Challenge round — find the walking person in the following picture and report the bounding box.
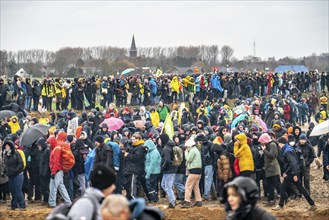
[273,137,317,211]
[47,137,72,208]
[181,138,203,208]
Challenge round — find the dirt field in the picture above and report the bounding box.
[1,162,329,220]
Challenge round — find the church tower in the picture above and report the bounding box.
[129,35,137,58]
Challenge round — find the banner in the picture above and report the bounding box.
[164,113,174,140]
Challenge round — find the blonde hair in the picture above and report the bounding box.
[101,194,130,217]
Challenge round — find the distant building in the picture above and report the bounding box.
[129,35,137,58]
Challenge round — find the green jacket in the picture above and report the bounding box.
[144,140,161,178]
[185,145,202,170]
[157,105,170,122]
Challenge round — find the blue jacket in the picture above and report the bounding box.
[210,75,223,92]
[106,141,121,170]
[144,140,161,178]
[195,78,201,92]
[149,79,157,95]
[282,144,299,176]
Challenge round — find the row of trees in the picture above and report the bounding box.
[0,45,328,77]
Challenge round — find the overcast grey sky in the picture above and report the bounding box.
[1,0,328,59]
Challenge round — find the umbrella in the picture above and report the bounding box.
[231,113,248,128]
[253,116,268,132]
[121,68,135,76]
[19,123,50,146]
[0,110,16,119]
[100,117,124,131]
[310,120,329,136]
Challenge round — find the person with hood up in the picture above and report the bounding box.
[144,139,161,203]
[73,139,90,196]
[181,138,203,208]
[93,135,113,169]
[2,140,26,210]
[8,116,20,134]
[195,133,214,201]
[265,103,275,127]
[157,101,170,123]
[150,108,160,128]
[160,133,177,208]
[36,138,50,206]
[144,121,159,138]
[170,76,180,103]
[258,133,281,206]
[123,132,147,200]
[47,136,72,208]
[273,137,317,211]
[221,176,275,220]
[233,133,255,178]
[296,134,316,195]
[66,165,117,220]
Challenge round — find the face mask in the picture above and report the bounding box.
[289,142,295,146]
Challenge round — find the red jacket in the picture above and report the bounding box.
[57,131,71,150]
[48,137,62,175]
[283,104,291,120]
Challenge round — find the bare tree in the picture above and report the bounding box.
[220,45,234,65]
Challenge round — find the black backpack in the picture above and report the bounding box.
[46,195,98,220]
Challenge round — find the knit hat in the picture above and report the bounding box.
[258,133,271,144]
[90,165,116,190]
[67,135,74,143]
[299,133,307,140]
[94,135,104,144]
[159,133,169,145]
[288,134,295,142]
[123,107,129,112]
[120,136,129,145]
[185,138,196,147]
[277,137,287,145]
[224,134,232,145]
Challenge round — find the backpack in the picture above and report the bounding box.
[172,146,183,167]
[84,148,96,181]
[58,145,75,173]
[270,140,284,170]
[46,194,98,220]
[16,149,26,169]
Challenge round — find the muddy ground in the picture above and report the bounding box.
[1,162,329,219]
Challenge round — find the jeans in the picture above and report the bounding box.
[64,172,74,201]
[24,96,32,110]
[279,174,314,207]
[77,174,86,196]
[9,173,26,209]
[49,171,71,207]
[146,174,159,202]
[161,174,176,205]
[203,165,213,199]
[173,173,186,200]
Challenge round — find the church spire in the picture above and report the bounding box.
[130,35,137,58]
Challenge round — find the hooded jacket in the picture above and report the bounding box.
[8,116,20,134]
[37,138,51,177]
[282,144,299,176]
[263,141,281,177]
[48,137,62,175]
[2,141,24,177]
[161,139,178,174]
[125,139,146,176]
[170,76,180,93]
[144,140,161,178]
[234,133,254,172]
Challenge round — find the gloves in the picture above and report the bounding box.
[51,174,55,179]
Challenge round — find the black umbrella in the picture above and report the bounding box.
[0,110,16,119]
[19,123,50,146]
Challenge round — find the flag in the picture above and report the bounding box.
[155,68,163,77]
[177,102,185,127]
[164,113,174,140]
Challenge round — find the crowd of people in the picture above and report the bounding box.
[0,70,329,220]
